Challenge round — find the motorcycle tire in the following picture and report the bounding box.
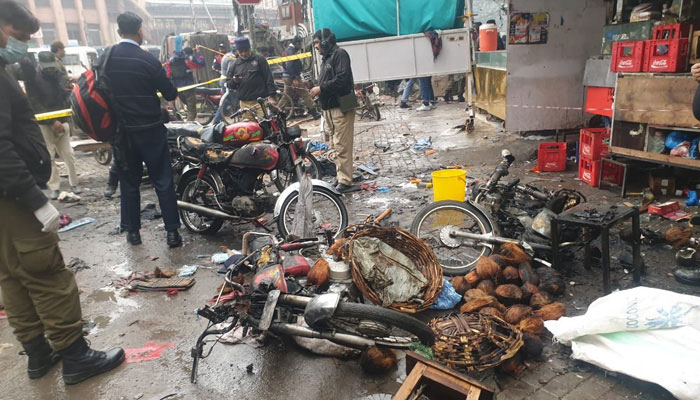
[373,104,381,121]
[196,98,216,125]
[272,153,322,193]
[277,92,294,117]
[93,148,112,165]
[410,200,497,276]
[276,186,348,239]
[333,302,435,347]
[177,173,224,235]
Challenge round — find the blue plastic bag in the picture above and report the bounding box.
[687,191,699,207]
[690,138,700,160]
[665,131,692,149]
[429,279,462,310]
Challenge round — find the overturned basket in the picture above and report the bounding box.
[429,313,523,371]
[348,225,442,313]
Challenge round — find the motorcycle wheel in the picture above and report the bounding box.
[272,153,322,192]
[330,302,434,348]
[93,148,112,165]
[276,186,348,239]
[196,98,216,125]
[177,173,224,235]
[373,104,381,121]
[277,92,294,117]
[410,200,497,275]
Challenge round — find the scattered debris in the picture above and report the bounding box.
[124,341,175,363]
[57,191,80,203]
[67,258,91,273]
[58,217,95,233]
[211,253,229,264]
[140,203,162,220]
[0,343,13,353]
[59,213,72,228]
[425,149,437,156]
[413,137,432,150]
[179,265,199,277]
[649,201,692,221]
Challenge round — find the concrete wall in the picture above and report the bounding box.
[505,0,605,132]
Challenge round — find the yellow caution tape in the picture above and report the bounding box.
[35,109,73,121]
[267,52,312,65]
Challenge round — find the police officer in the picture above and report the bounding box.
[227,37,276,119]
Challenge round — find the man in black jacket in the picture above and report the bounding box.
[227,37,276,119]
[104,12,182,248]
[0,0,124,385]
[311,28,358,193]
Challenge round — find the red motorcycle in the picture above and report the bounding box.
[193,86,222,125]
[175,98,348,237]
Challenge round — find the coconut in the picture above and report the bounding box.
[360,346,398,374]
[530,292,554,309]
[490,254,509,268]
[326,237,348,260]
[307,258,330,287]
[476,256,501,281]
[502,266,521,285]
[494,284,523,306]
[518,317,545,335]
[476,279,496,295]
[665,226,693,247]
[521,333,543,360]
[533,302,566,321]
[479,306,504,319]
[499,242,531,265]
[465,270,480,286]
[539,277,566,296]
[460,296,499,313]
[504,304,533,324]
[520,282,539,303]
[464,288,488,302]
[498,352,525,376]
[451,276,471,295]
[518,262,540,286]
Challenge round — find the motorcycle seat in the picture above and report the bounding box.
[195,87,222,96]
[180,136,235,164]
[166,122,202,143]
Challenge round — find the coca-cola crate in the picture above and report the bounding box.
[611,40,647,72]
[579,156,601,187]
[652,23,693,40]
[644,38,690,72]
[537,142,567,172]
[579,128,611,160]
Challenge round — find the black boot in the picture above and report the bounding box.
[674,268,700,286]
[310,109,322,120]
[21,335,61,379]
[167,230,182,248]
[59,337,124,385]
[126,231,142,245]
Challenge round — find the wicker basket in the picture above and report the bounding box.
[348,225,443,313]
[429,313,523,371]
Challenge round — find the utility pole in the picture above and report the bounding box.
[248,5,255,50]
[189,0,197,31]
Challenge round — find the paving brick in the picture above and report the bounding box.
[496,380,538,400]
[519,363,561,387]
[586,371,618,389]
[561,377,610,400]
[528,389,560,400]
[540,373,588,398]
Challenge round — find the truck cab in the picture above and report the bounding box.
[63,46,99,80]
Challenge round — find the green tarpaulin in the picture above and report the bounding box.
[312,0,465,42]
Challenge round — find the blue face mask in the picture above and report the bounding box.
[0,35,29,64]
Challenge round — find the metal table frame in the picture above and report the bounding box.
[551,204,641,294]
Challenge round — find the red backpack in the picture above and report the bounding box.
[70,46,120,142]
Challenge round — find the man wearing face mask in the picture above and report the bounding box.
[227,37,276,119]
[21,51,80,199]
[0,0,125,385]
[104,11,182,248]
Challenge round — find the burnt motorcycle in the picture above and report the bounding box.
[410,149,588,275]
[355,82,381,121]
[175,98,348,238]
[190,231,435,383]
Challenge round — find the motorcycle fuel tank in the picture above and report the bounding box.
[229,143,279,171]
[222,121,263,147]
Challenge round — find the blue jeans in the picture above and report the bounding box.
[214,87,240,124]
[401,78,416,103]
[119,127,180,232]
[418,77,434,106]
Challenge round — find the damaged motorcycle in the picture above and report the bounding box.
[190,232,435,383]
[410,149,588,275]
[175,98,348,237]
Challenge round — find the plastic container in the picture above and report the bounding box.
[479,23,499,52]
[611,41,647,72]
[579,156,601,187]
[601,160,625,186]
[643,38,689,72]
[647,131,667,153]
[579,128,611,160]
[432,169,467,202]
[537,142,567,172]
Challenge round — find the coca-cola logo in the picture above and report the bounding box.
[651,59,668,69]
[545,162,557,168]
[583,171,591,180]
[618,60,634,68]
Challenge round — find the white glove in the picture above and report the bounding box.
[33,202,60,233]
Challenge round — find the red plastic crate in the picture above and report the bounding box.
[585,87,614,117]
[579,128,611,160]
[579,156,601,187]
[601,160,624,185]
[644,38,690,72]
[611,41,647,72]
[537,142,567,172]
[652,23,693,40]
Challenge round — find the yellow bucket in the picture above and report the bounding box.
[431,169,467,202]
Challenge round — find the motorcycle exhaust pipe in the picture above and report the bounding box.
[268,322,376,348]
[177,200,236,220]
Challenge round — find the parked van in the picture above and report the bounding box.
[63,46,98,80]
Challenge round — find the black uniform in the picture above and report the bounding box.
[318,44,354,111]
[227,54,276,101]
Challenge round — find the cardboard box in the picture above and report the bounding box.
[648,174,676,196]
[648,201,691,221]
